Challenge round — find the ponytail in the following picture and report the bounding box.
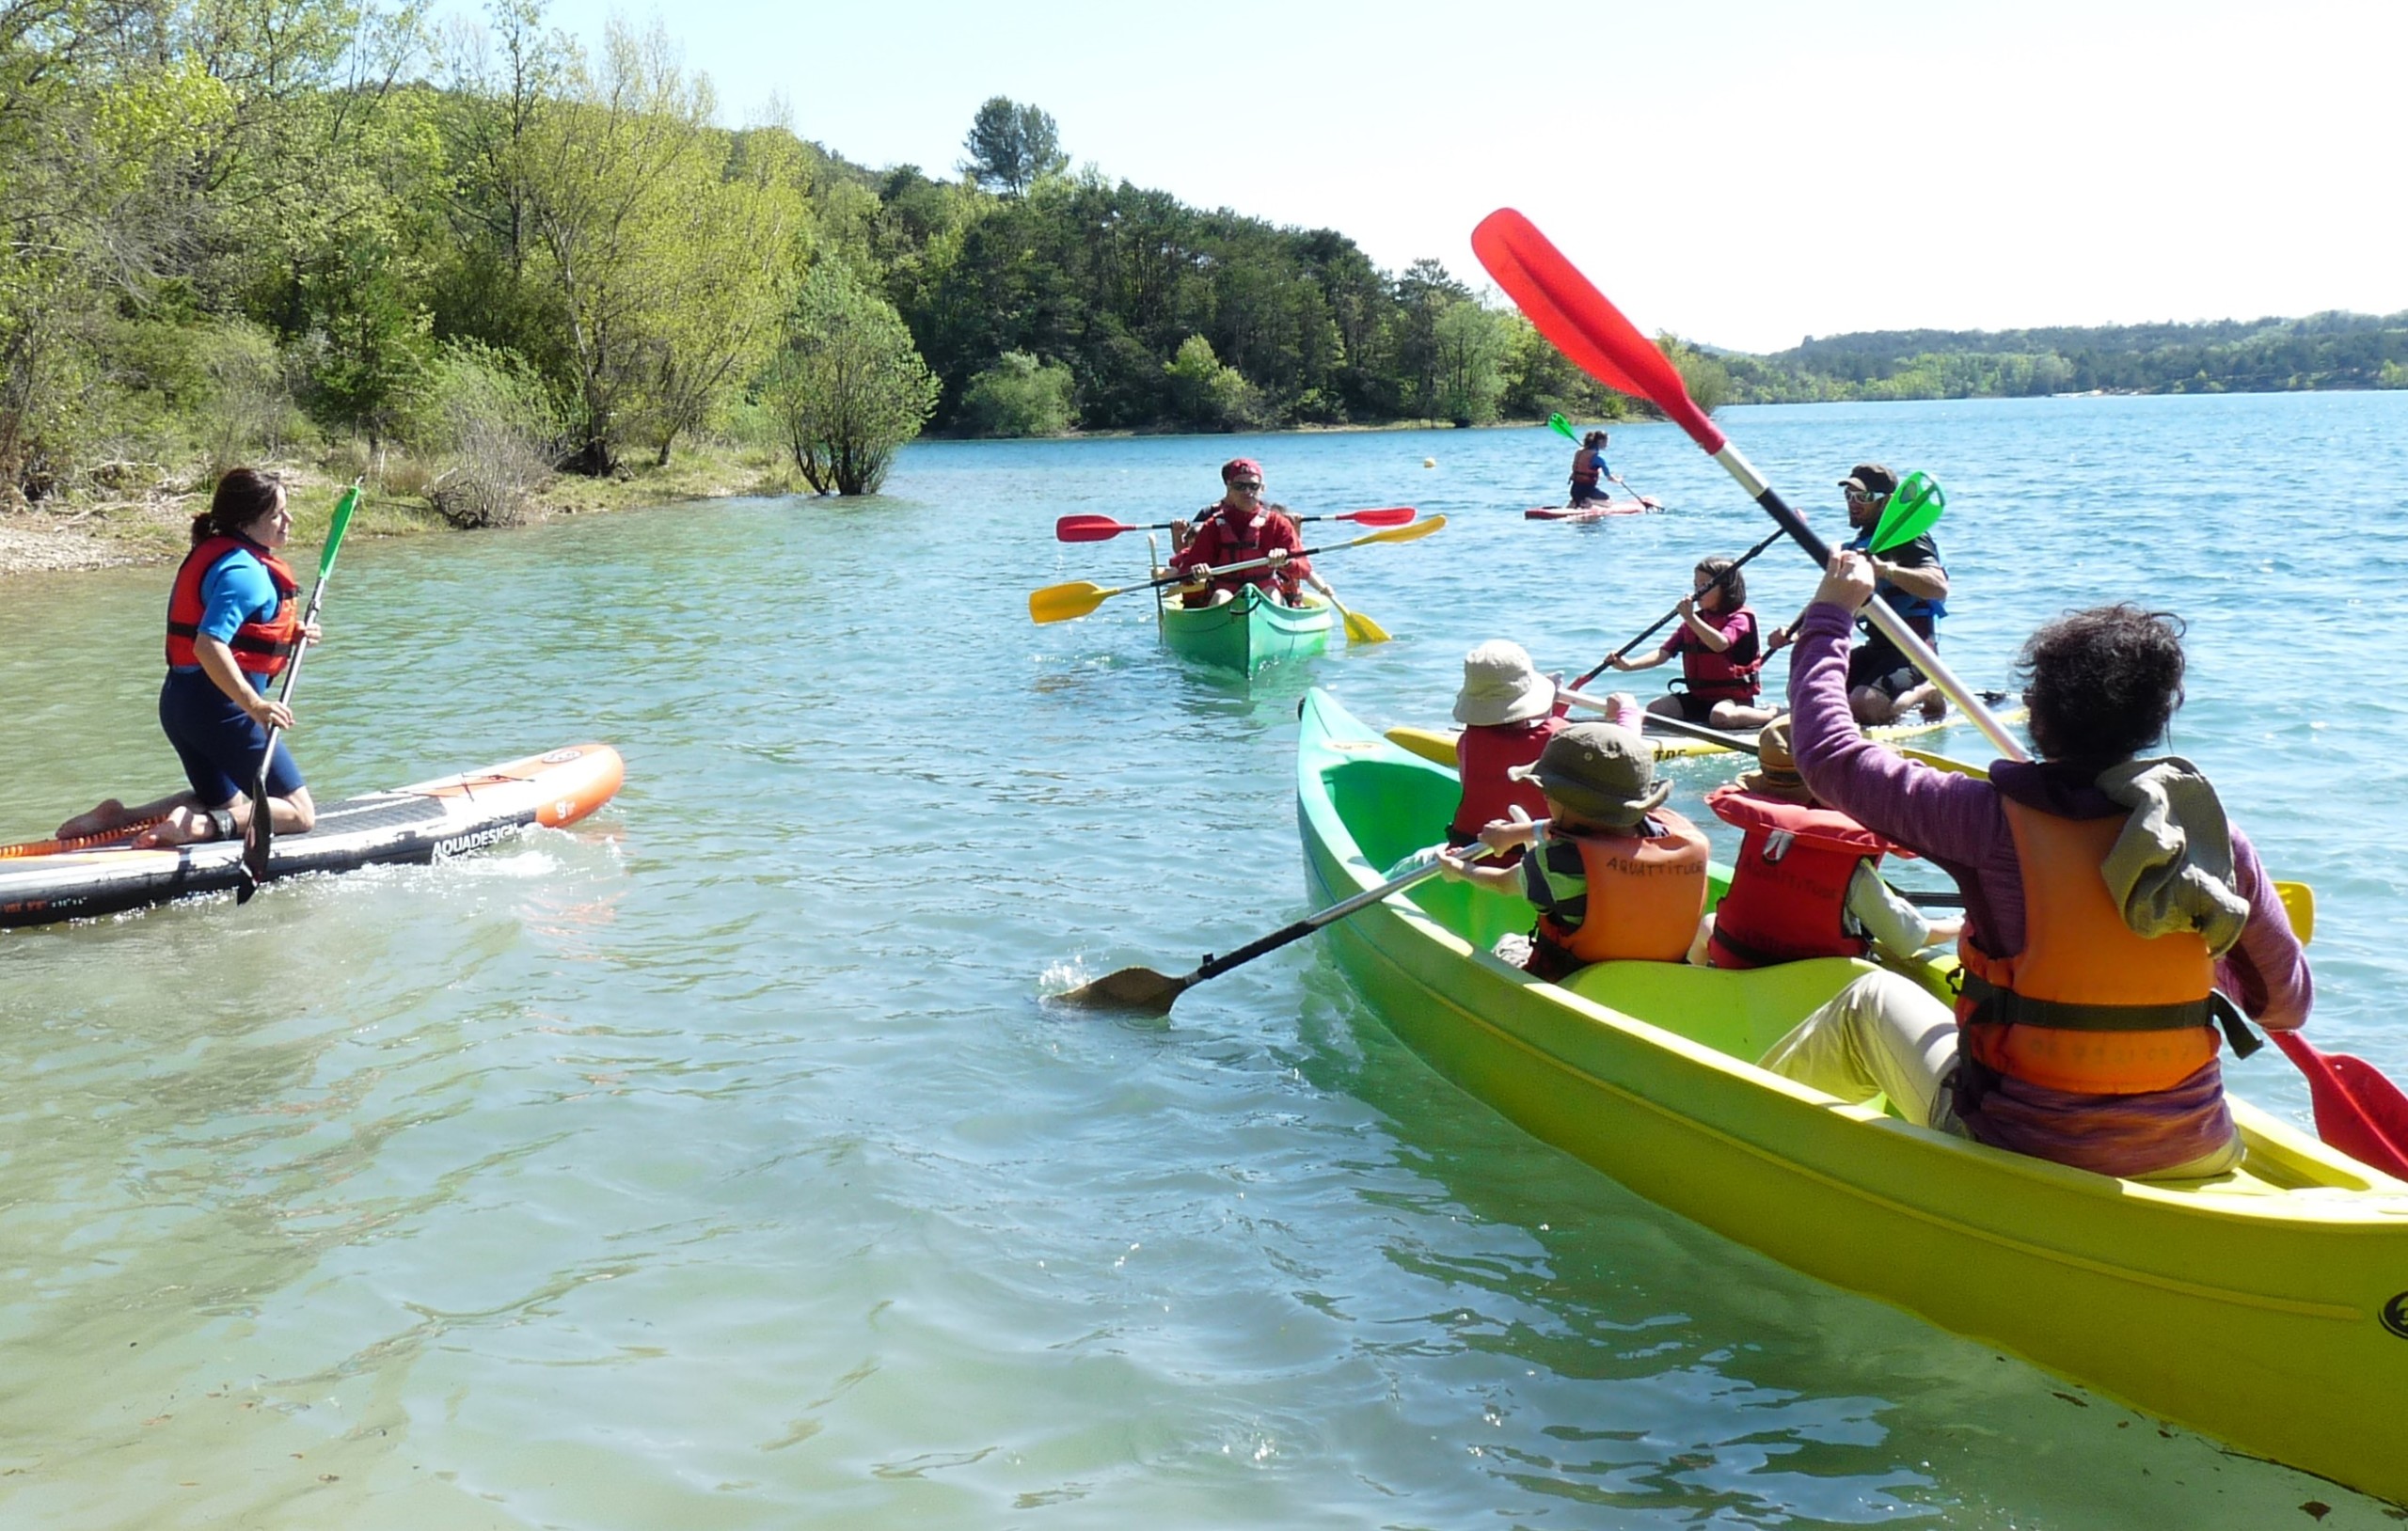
[192,466,284,546]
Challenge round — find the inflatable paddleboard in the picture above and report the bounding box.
[1524,499,1652,521]
[0,743,624,928]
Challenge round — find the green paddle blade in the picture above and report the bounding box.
[1547,412,1580,443]
[318,481,361,583]
[1869,470,1945,553]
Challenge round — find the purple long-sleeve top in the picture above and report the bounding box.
[1787,604,2312,1172]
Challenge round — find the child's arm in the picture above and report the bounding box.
[1439,811,1544,889]
[1675,598,1732,653]
[1606,642,1673,673]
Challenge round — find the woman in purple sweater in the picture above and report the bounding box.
[1761,550,2310,1180]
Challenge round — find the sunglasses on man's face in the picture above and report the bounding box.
[1846,488,1882,503]
[1231,481,1264,493]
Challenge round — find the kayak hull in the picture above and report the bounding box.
[0,743,624,928]
[1386,704,2030,768]
[1525,499,1649,520]
[1158,586,1334,671]
[1298,687,2408,1508]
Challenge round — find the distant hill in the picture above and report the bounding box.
[1716,312,2408,402]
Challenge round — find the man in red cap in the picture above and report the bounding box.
[1166,458,1316,609]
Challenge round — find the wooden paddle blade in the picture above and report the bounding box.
[1029,581,1114,624]
[1055,515,1133,543]
[1050,964,1192,1014]
[1473,210,1725,452]
[1339,506,1417,527]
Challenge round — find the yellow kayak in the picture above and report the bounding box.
[1386,703,2030,769]
[1299,687,2407,1508]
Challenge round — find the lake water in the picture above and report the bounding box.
[4,391,2404,1528]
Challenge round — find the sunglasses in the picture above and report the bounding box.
[1845,488,1882,503]
[1230,481,1264,492]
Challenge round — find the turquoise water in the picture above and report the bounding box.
[3,391,2404,1528]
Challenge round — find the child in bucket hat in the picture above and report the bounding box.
[1441,692,1710,980]
[1447,640,1568,852]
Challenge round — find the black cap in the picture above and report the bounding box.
[1838,463,1898,497]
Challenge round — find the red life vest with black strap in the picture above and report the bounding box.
[1524,808,1711,967]
[165,534,301,676]
[1450,712,1565,844]
[1671,606,1763,704]
[1180,505,1303,608]
[1954,799,2226,1097]
[1702,784,1893,968]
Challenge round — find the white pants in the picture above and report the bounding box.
[1762,971,2246,1179]
[1760,971,1961,1129]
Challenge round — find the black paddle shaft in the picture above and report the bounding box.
[1576,526,1784,687]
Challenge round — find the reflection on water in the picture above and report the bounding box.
[3,395,2404,1527]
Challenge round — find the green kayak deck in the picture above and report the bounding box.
[1158,586,1333,671]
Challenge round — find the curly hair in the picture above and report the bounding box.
[1695,556,1746,609]
[2020,605,2187,762]
[191,466,284,546]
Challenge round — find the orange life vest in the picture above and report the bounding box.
[1703,785,1890,968]
[1570,448,1601,488]
[1955,799,2222,1096]
[1528,808,1711,965]
[164,535,301,676]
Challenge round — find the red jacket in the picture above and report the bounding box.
[1168,506,1311,607]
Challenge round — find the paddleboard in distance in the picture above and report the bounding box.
[0,743,625,928]
[1525,499,1653,521]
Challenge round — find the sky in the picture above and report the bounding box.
[443,0,2408,355]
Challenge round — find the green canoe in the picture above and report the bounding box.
[1158,586,1334,671]
[1296,687,2408,1508]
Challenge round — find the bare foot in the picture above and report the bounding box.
[55,799,126,839]
[130,806,220,849]
[1919,693,1947,721]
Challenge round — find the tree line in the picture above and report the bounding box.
[8,3,2393,514]
[0,0,1639,511]
[1718,313,2408,402]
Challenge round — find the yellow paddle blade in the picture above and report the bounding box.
[1361,513,1445,545]
[1341,608,1390,644]
[1028,580,1116,624]
[2278,880,2314,945]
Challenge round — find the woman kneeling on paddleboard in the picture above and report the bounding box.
[1759,551,2310,1181]
[55,467,321,849]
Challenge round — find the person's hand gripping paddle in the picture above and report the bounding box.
[238,481,357,903]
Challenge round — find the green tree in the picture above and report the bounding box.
[957,350,1075,436]
[960,96,1066,195]
[1659,333,1732,414]
[760,264,938,495]
[1163,335,1259,431]
[516,18,722,473]
[1431,300,1511,427]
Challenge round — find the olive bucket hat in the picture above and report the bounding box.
[1508,721,1670,828]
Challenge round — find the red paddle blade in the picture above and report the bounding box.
[1055,514,1133,543]
[2272,1029,2408,1179]
[1339,506,1416,527]
[1470,209,1726,454]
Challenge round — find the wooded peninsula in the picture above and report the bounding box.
[7,1,2404,535]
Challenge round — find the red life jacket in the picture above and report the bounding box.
[1450,713,1565,842]
[1570,449,1601,488]
[1702,784,1892,968]
[1676,607,1763,703]
[1180,506,1304,608]
[1528,808,1711,966]
[165,535,301,676]
[1956,800,2221,1096]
